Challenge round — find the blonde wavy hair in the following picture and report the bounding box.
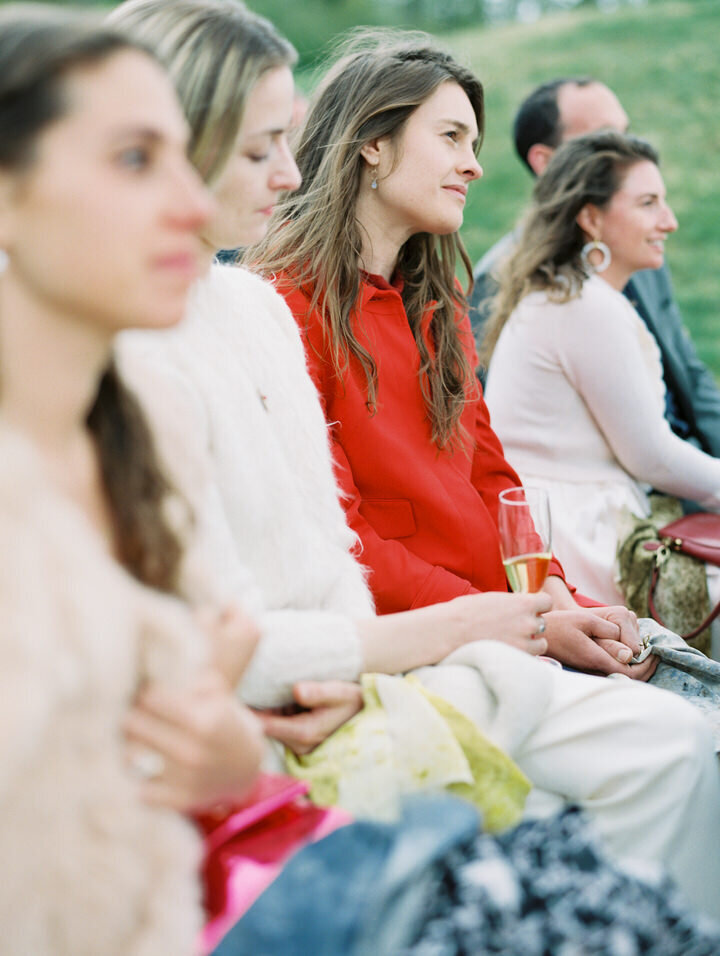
[109,0,296,186]
[248,30,484,448]
[481,129,659,364]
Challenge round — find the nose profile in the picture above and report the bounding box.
[459,138,483,182]
[271,137,302,193]
[662,202,678,233]
[173,160,214,230]
[465,155,483,182]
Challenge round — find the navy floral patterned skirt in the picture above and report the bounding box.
[406,806,720,955]
[215,799,719,955]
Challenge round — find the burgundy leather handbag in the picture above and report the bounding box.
[643,513,720,640]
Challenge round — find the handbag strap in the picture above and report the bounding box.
[648,564,720,640]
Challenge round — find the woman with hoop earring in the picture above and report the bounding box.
[483,129,720,617]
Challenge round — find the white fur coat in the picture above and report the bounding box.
[0,426,204,955]
[120,265,373,707]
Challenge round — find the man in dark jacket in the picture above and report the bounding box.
[472,78,720,457]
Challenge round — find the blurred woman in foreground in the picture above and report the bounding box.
[0,7,262,952]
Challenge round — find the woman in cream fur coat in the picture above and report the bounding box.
[0,10,262,953]
[114,0,720,918]
[0,428,205,955]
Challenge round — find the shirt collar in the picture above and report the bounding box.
[359,270,405,306]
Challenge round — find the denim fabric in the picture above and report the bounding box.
[212,797,480,956]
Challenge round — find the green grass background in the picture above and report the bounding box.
[18,0,717,371]
[438,0,719,374]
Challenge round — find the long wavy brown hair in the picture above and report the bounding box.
[0,6,185,593]
[248,30,484,448]
[481,130,659,365]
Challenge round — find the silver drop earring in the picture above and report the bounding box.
[0,249,8,274]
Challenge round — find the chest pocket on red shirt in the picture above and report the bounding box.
[359,498,417,539]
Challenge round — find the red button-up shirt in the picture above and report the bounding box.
[278,271,567,614]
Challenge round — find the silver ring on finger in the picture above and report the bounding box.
[534,616,546,636]
[131,749,166,781]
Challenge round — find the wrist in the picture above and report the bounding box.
[542,575,576,610]
[444,595,481,653]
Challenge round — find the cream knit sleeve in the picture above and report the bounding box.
[558,283,720,510]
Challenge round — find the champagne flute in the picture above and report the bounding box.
[498,487,552,594]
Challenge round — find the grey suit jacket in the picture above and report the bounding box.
[471,233,720,457]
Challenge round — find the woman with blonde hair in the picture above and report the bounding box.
[483,130,720,615]
[112,0,559,715]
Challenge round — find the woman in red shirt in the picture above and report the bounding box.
[252,33,651,679]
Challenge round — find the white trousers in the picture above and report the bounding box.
[415,645,720,920]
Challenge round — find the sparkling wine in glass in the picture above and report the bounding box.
[498,487,552,593]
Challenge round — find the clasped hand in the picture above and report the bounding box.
[123,605,265,812]
[542,605,658,680]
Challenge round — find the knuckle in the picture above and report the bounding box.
[295,686,317,707]
[182,746,206,773]
[295,729,316,750]
[192,708,220,740]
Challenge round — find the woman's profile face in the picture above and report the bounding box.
[364,81,483,242]
[0,49,211,334]
[592,160,678,279]
[201,65,301,252]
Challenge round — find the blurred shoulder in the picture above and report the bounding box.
[522,275,622,322]
[0,424,48,516]
[201,264,303,344]
[203,263,288,310]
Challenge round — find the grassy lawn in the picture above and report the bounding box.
[442,0,720,374]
